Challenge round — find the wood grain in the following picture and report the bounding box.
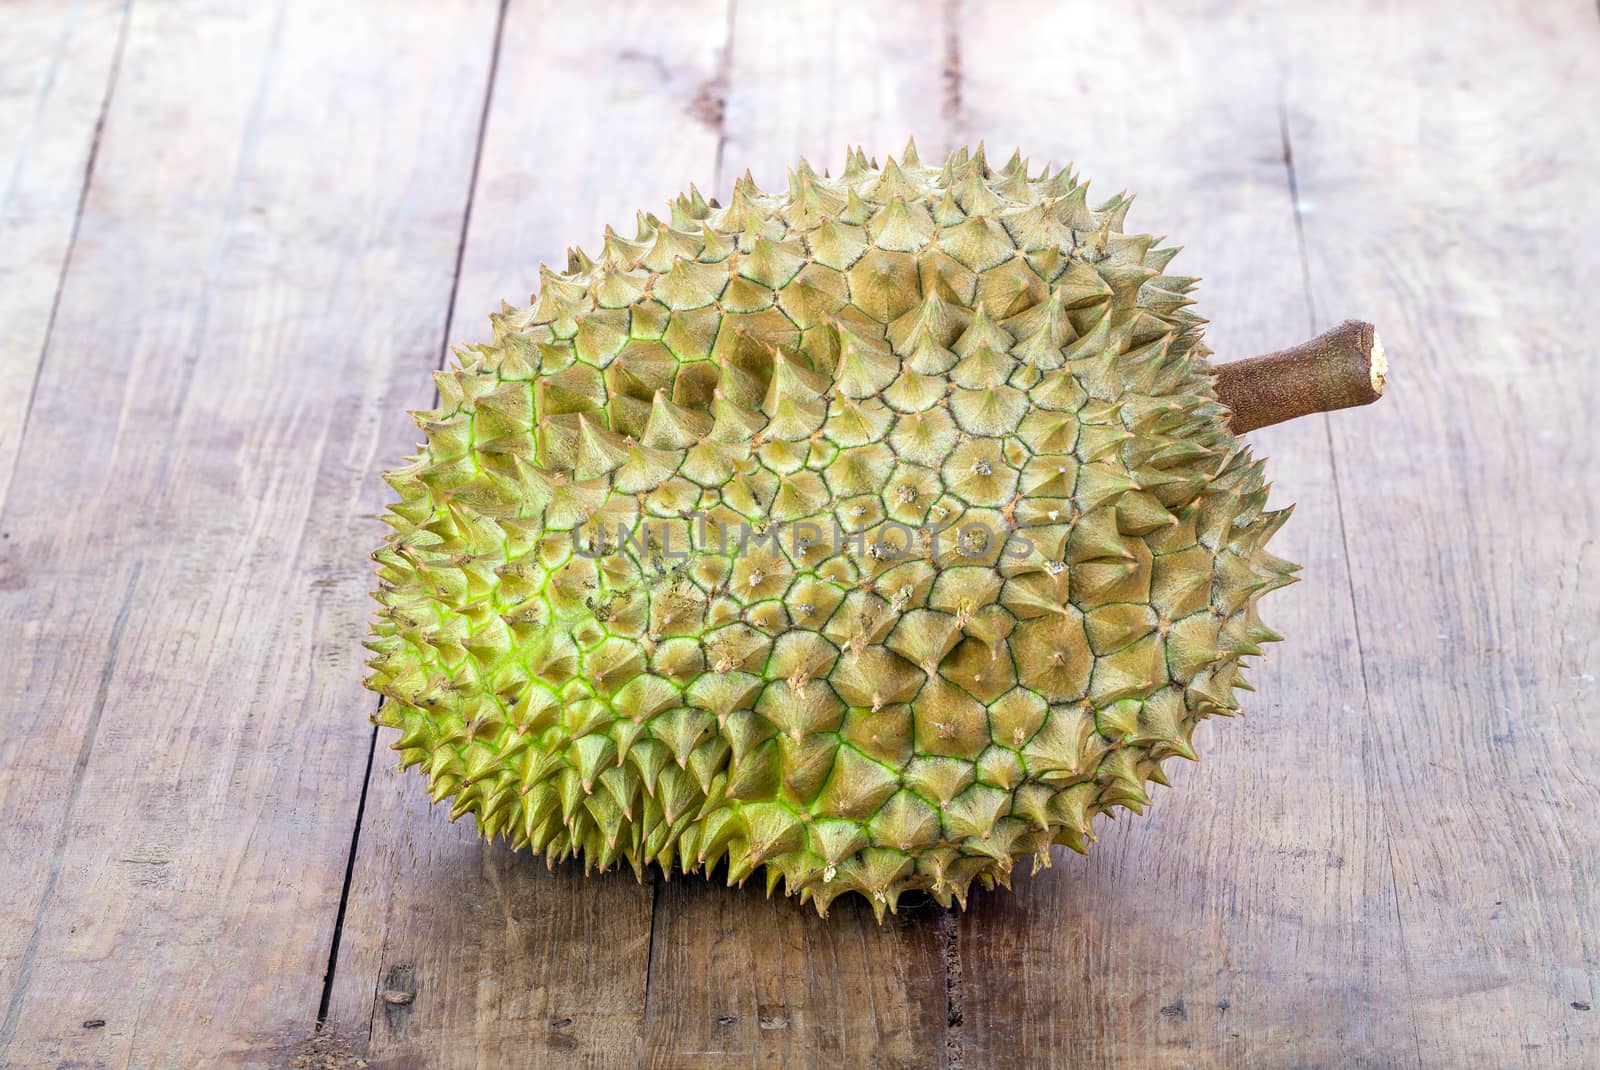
[638,5,954,1068]
[644,884,949,1070]
[951,3,1415,1065]
[0,2,500,1065]
[0,0,127,509]
[716,0,956,192]
[444,0,738,350]
[1285,1,1600,1064]
[325,3,732,1065]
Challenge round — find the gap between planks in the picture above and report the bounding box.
[0,2,132,1056]
[0,0,131,512]
[314,0,515,1033]
[0,564,139,1060]
[1277,75,1425,1069]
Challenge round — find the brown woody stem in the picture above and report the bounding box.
[1214,320,1388,434]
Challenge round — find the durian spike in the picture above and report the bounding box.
[1215,320,1388,434]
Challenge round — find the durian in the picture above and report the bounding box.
[365,143,1386,918]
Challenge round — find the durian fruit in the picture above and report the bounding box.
[365,143,1386,919]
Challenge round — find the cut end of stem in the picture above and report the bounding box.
[1369,330,1388,396]
[1213,320,1388,435]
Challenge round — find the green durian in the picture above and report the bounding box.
[364,142,1380,919]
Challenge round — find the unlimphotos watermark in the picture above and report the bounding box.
[570,513,1039,563]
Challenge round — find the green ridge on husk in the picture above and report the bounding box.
[365,142,1297,919]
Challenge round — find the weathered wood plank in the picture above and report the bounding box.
[325,3,732,1065]
[640,4,954,1067]
[0,0,127,509]
[1285,1,1600,1064]
[445,0,736,350]
[717,0,956,192]
[645,884,950,1070]
[951,4,1415,1065]
[0,2,500,1066]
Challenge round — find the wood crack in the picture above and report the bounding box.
[1276,95,1316,336]
[939,909,965,1070]
[1277,85,1426,1070]
[942,0,962,134]
[0,561,142,1062]
[151,0,289,485]
[317,0,512,1042]
[638,872,663,1057]
[316,723,379,1026]
[0,0,132,511]
[709,0,737,191]
[435,0,512,371]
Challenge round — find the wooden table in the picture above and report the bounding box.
[2,1,1595,1066]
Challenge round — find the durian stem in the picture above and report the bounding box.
[1215,320,1388,434]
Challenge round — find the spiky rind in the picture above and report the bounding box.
[366,142,1297,919]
